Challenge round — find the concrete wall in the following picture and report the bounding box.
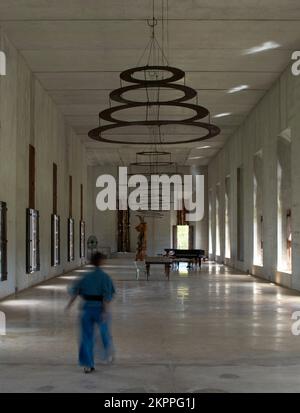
[0,30,87,299]
[207,63,300,290]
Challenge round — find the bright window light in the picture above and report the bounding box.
[1,299,42,307]
[196,145,211,149]
[75,269,91,273]
[59,275,79,281]
[227,85,249,94]
[36,285,67,292]
[243,41,280,55]
[213,113,231,118]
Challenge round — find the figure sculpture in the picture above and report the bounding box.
[135,215,147,261]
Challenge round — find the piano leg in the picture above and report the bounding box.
[165,263,171,281]
[146,263,150,281]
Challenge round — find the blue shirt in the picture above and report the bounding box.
[69,267,116,308]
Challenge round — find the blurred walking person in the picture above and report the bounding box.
[66,252,116,373]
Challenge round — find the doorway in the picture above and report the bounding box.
[173,225,194,249]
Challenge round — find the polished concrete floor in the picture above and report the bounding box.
[1,257,300,393]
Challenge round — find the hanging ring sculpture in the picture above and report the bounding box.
[130,150,175,167]
[88,65,220,145]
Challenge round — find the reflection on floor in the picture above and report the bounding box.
[1,257,300,393]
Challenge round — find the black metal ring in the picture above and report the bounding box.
[88,121,221,145]
[136,151,171,156]
[120,65,185,85]
[109,83,197,105]
[131,161,175,167]
[88,64,221,145]
[99,102,209,124]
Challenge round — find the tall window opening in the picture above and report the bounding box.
[173,225,194,249]
[215,184,221,256]
[208,189,213,254]
[80,184,86,259]
[68,175,75,262]
[253,151,263,266]
[225,176,231,259]
[51,163,60,267]
[237,166,244,262]
[277,131,292,273]
[177,225,189,249]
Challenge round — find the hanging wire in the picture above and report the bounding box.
[146,33,155,66]
[152,36,169,66]
[144,69,150,121]
[145,3,156,124]
[161,0,164,68]
[156,73,161,122]
[152,0,155,25]
[167,0,170,64]
[137,37,153,67]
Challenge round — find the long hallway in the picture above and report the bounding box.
[1,259,300,393]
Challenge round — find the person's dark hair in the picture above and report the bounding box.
[90,252,106,267]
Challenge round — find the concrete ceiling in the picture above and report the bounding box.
[1,0,300,166]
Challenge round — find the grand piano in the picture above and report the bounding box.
[164,248,206,268]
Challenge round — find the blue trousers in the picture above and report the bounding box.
[79,306,113,368]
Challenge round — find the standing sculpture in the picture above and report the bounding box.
[135,215,147,261]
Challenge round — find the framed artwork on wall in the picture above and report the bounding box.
[80,220,86,259]
[26,208,40,274]
[68,218,75,262]
[51,214,60,267]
